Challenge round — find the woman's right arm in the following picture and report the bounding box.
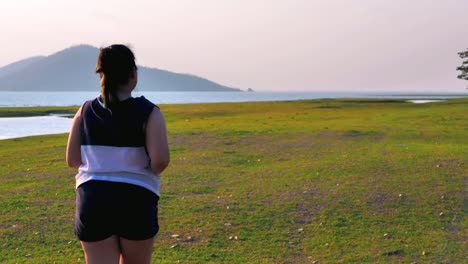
[66,107,82,169]
[146,108,170,175]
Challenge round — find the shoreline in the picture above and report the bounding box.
[0,106,78,118]
[1,97,467,118]
[1,97,467,141]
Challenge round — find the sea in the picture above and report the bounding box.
[0,91,466,140]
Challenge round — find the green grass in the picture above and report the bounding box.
[0,98,467,263]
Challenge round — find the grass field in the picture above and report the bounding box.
[0,98,467,263]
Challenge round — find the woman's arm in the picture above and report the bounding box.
[66,107,82,169]
[146,108,170,175]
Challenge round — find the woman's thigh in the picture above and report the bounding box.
[119,237,154,264]
[80,235,120,264]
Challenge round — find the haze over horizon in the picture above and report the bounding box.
[1,0,467,92]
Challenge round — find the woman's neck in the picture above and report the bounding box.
[116,91,132,101]
[116,84,134,101]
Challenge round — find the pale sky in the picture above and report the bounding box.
[1,0,467,92]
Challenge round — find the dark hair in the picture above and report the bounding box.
[95,44,137,108]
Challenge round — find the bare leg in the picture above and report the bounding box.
[119,237,154,264]
[80,235,121,264]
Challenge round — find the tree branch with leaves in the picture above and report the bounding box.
[456,49,468,88]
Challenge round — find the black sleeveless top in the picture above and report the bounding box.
[75,96,161,196]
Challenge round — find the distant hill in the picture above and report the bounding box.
[0,45,241,92]
[0,56,46,79]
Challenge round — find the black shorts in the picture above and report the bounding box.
[74,180,159,242]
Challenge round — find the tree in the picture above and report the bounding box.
[456,49,468,88]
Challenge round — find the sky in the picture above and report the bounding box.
[1,0,467,92]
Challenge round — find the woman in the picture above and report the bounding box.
[66,44,169,264]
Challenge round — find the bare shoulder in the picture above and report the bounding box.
[74,105,83,118]
[147,107,166,124]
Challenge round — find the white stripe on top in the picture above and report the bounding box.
[76,145,160,196]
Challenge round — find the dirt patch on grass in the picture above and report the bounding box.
[170,133,322,162]
[282,184,323,263]
[238,133,319,151]
[286,185,322,225]
[169,133,206,147]
[445,176,468,248]
[317,130,387,141]
[315,130,338,139]
[433,159,464,169]
[170,131,386,159]
[342,130,387,141]
[364,187,397,216]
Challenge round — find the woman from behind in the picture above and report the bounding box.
[66,44,169,264]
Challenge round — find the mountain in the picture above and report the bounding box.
[0,56,46,79]
[0,45,241,92]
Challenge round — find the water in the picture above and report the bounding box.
[1,91,466,107]
[0,91,466,140]
[407,100,444,104]
[0,115,72,140]
[0,91,346,106]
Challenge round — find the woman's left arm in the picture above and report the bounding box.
[66,107,82,169]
